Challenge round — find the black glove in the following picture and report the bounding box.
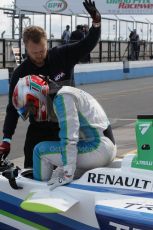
[0,141,10,155]
[0,141,10,163]
[83,0,101,23]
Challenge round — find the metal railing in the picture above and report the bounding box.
[0,39,152,70]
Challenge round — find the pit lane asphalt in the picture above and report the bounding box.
[0,76,153,167]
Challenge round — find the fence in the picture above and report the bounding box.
[0,39,152,70]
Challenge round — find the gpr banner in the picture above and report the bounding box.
[16,0,153,15]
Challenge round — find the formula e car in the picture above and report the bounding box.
[1,115,153,230]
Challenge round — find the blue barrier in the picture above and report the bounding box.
[74,60,153,85]
[0,69,9,95]
[0,61,153,94]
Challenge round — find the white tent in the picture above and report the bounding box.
[16,0,153,15]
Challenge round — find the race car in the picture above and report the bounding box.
[1,115,153,230]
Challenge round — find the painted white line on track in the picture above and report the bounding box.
[112,118,136,121]
[116,149,137,159]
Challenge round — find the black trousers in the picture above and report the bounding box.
[24,122,59,168]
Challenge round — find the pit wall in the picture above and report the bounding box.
[74,60,153,85]
[0,69,9,95]
[0,60,153,94]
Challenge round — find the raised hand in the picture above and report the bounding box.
[83,0,101,23]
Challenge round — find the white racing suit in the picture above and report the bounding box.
[33,86,117,188]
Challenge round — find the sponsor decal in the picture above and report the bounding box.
[54,72,65,81]
[107,0,152,7]
[118,2,153,9]
[88,173,152,189]
[139,123,150,135]
[44,0,67,13]
[124,202,153,211]
[107,0,151,3]
[109,222,140,230]
[106,0,153,14]
[136,160,153,166]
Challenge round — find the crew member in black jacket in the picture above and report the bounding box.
[0,0,101,168]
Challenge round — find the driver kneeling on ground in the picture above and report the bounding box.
[12,75,117,190]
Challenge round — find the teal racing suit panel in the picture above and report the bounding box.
[33,86,116,181]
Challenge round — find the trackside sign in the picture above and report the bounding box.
[16,0,153,14]
[106,0,153,14]
[44,0,67,13]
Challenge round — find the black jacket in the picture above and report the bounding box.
[3,25,101,139]
[70,29,84,42]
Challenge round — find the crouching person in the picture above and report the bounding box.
[12,75,117,190]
